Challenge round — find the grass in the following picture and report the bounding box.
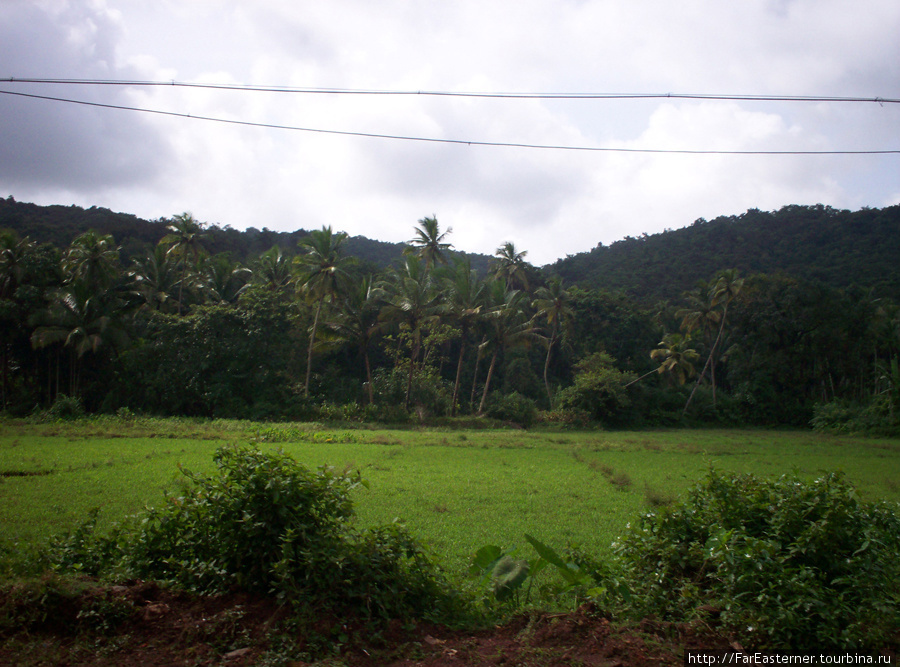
[2,416,899,577]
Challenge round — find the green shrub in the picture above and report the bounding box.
[605,470,900,650]
[47,394,84,420]
[44,446,466,624]
[811,398,899,436]
[484,392,538,428]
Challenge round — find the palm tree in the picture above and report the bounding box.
[379,255,441,410]
[684,269,744,413]
[327,275,384,404]
[161,213,207,315]
[63,231,121,292]
[405,216,453,271]
[442,257,486,416]
[477,281,535,414]
[492,242,530,292]
[650,333,701,386]
[532,278,574,408]
[128,244,180,312]
[255,246,294,293]
[30,281,130,400]
[0,230,35,299]
[201,255,252,304]
[294,226,350,397]
[676,280,721,396]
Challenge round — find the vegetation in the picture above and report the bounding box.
[2,199,898,435]
[2,424,898,657]
[600,470,900,650]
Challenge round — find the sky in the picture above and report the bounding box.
[1,0,898,265]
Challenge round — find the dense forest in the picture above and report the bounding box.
[552,204,900,303]
[1,197,897,433]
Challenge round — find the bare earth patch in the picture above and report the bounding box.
[0,580,738,666]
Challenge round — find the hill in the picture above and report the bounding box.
[548,204,900,302]
[0,196,491,272]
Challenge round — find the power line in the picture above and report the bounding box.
[1,88,898,156]
[3,77,899,104]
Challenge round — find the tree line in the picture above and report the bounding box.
[1,212,897,431]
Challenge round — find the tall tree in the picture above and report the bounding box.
[62,231,121,292]
[30,280,130,401]
[676,280,721,395]
[442,257,486,416]
[492,242,531,292]
[201,255,252,304]
[255,245,294,293]
[295,226,350,397]
[128,244,180,312]
[379,255,441,410]
[327,275,383,404]
[161,213,207,315]
[684,269,744,412]
[532,278,574,408]
[406,216,453,271]
[650,333,701,386]
[477,282,535,414]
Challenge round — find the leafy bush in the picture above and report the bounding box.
[555,352,636,425]
[46,446,467,624]
[47,394,84,420]
[811,398,899,437]
[484,392,538,428]
[604,470,900,650]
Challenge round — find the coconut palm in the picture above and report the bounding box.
[161,213,207,315]
[650,333,701,386]
[0,230,35,299]
[477,281,536,414]
[405,216,453,271]
[684,269,744,412]
[532,278,574,408]
[676,280,721,396]
[327,275,384,404]
[201,255,252,304]
[294,226,350,397]
[492,242,531,292]
[62,231,121,292]
[379,255,442,410]
[255,246,294,293]
[30,281,130,400]
[129,244,180,312]
[442,257,487,416]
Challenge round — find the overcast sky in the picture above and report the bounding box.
[1,0,898,265]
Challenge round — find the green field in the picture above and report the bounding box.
[2,418,899,576]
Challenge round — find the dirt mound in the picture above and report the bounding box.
[0,580,734,666]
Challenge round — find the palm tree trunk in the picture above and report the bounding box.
[543,332,556,410]
[451,339,466,417]
[177,259,187,315]
[684,303,729,414]
[478,349,499,415]
[404,338,420,411]
[305,299,323,397]
[363,348,374,405]
[470,336,486,411]
[451,327,468,417]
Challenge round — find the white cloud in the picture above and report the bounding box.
[1,0,897,265]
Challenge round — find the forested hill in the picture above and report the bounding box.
[549,204,900,302]
[0,196,491,272]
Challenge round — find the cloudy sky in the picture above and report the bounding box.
[1,0,898,265]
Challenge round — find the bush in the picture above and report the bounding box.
[811,398,900,436]
[47,394,84,420]
[46,446,466,624]
[605,470,900,650]
[484,392,538,428]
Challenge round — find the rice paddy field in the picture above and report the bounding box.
[1,417,899,577]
